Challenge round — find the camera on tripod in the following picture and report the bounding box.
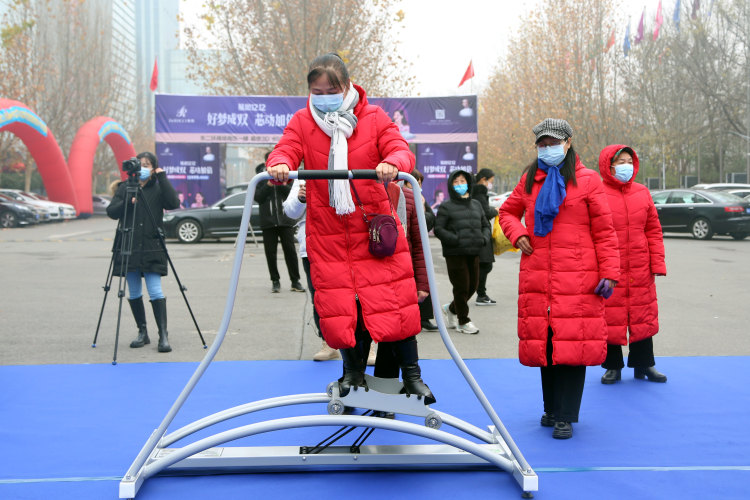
[122,157,140,177]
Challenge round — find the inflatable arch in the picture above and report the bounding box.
[68,117,136,215]
[0,99,77,209]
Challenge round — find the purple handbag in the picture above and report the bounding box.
[350,182,398,258]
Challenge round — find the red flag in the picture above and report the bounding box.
[458,60,474,88]
[149,57,158,92]
[604,28,616,52]
[634,8,644,44]
[653,0,664,40]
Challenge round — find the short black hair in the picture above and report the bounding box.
[136,151,158,169]
[476,168,495,181]
[307,52,350,91]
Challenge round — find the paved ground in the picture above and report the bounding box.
[0,216,748,365]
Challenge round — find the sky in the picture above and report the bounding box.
[179,0,664,97]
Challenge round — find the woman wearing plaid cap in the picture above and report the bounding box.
[499,118,620,439]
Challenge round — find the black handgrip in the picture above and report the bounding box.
[296,169,379,180]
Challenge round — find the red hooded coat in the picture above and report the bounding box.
[598,144,667,345]
[499,158,620,367]
[267,85,420,349]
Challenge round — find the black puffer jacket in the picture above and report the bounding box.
[472,183,497,263]
[254,180,295,229]
[434,170,491,256]
[107,171,180,276]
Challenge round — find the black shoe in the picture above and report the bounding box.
[475,295,497,306]
[150,298,172,353]
[634,366,667,383]
[290,280,306,292]
[601,368,621,384]
[394,336,436,405]
[338,346,368,397]
[540,413,555,427]
[552,421,573,439]
[128,297,150,348]
[421,319,438,331]
[271,280,281,293]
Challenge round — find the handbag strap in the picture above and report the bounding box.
[349,180,396,223]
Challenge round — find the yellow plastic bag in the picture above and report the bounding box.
[492,216,517,255]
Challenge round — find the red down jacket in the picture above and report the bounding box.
[267,84,420,349]
[598,144,667,345]
[498,158,620,367]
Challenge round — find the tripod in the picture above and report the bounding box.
[92,173,206,364]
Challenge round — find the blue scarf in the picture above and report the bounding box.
[534,159,567,236]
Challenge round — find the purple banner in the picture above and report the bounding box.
[155,94,477,144]
[157,143,223,208]
[155,94,307,144]
[417,143,478,215]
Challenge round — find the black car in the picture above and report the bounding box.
[0,193,42,228]
[651,189,750,240]
[163,191,262,243]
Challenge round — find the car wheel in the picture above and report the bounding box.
[730,232,748,240]
[176,219,202,243]
[691,217,713,240]
[0,211,17,228]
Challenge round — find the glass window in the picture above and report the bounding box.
[667,191,694,204]
[691,193,711,204]
[708,191,744,203]
[651,191,670,205]
[222,193,246,207]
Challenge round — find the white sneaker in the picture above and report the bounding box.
[367,343,378,366]
[442,304,457,329]
[456,321,479,334]
[313,340,340,361]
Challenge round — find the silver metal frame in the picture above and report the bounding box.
[119,171,537,498]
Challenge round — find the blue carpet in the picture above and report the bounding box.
[1,357,748,499]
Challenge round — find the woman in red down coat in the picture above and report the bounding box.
[499,118,620,440]
[598,145,667,385]
[266,53,434,405]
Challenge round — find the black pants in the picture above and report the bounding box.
[419,294,434,321]
[602,336,656,369]
[477,262,493,297]
[262,226,300,283]
[302,257,321,337]
[444,254,479,324]
[540,327,586,423]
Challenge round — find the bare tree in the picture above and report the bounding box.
[183,0,414,97]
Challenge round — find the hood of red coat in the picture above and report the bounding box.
[598,144,640,189]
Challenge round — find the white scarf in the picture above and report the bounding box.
[309,82,359,215]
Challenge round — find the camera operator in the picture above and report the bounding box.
[107,152,180,352]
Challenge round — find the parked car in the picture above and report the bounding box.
[20,191,76,219]
[0,193,41,228]
[691,183,750,191]
[726,189,750,199]
[650,189,750,240]
[0,189,60,221]
[163,191,262,243]
[488,190,513,209]
[92,195,111,215]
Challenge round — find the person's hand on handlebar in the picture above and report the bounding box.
[267,163,290,183]
[375,162,398,184]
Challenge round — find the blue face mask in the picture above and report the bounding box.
[139,167,152,181]
[454,183,469,196]
[537,144,566,167]
[310,93,344,113]
[614,164,634,183]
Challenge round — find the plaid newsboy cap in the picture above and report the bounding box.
[532,118,574,143]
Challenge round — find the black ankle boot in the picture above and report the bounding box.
[150,298,171,353]
[338,346,367,397]
[601,368,621,384]
[128,297,150,348]
[634,366,667,382]
[394,336,436,405]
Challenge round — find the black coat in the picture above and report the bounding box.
[472,183,497,263]
[107,172,180,276]
[254,180,295,229]
[434,170,491,257]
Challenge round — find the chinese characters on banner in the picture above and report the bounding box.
[155,94,478,206]
[157,143,223,208]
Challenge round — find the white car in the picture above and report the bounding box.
[488,191,513,209]
[0,189,76,221]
